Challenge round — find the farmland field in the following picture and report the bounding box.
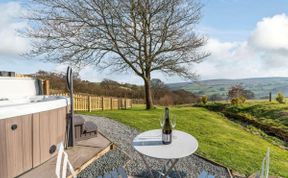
[167,77,288,99]
[79,104,288,177]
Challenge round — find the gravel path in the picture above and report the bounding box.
[78,115,231,178]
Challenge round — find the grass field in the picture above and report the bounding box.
[221,101,288,130]
[79,105,288,177]
[199,101,288,142]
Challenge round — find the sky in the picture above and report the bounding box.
[1,0,288,84]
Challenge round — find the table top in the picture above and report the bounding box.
[132,129,198,159]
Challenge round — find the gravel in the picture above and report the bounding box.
[77,149,130,178]
[78,115,231,178]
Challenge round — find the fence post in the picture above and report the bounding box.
[110,97,113,110]
[269,92,272,102]
[101,96,104,110]
[119,98,121,109]
[43,80,50,95]
[88,96,91,112]
[124,98,127,109]
[118,98,120,109]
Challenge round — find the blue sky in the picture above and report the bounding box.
[200,0,288,41]
[1,0,288,84]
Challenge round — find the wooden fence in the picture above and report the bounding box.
[132,98,145,104]
[52,93,132,112]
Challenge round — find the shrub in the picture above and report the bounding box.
[239,96,246,103]
[231,96,246,105]
[276,92,285,104]
[228,84,255,100]
[231,98,239,105]
[201,95,208,104]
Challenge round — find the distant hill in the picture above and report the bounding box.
[166,77,288,99]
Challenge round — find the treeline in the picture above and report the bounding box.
[34,71,200,105]
[35,70,144,98]
[150,79,199,105]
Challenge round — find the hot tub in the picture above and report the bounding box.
[0,95,69,119]
[0,78,70,178]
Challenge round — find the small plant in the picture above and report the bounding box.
[231,96,246,105]
[276,92,285,104]
[231,98,239,105]
[201,95,208,104]
[239,96,246,103]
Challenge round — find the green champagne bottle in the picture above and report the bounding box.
[162,107,172,144]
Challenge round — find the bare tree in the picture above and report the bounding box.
[151,78,167,102]
[228,85,255,100]
[26,0,209,109]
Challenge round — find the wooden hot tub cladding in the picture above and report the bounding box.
[0,107,68,178]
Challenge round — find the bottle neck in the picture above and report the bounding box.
[164,107,169,120]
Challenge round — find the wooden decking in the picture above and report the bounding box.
[19,133,113,178]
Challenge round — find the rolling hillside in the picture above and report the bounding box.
[167,77,288,99]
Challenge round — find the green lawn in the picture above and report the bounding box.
[79,105,288,177]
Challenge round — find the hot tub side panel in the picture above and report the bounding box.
[0,115,32,178]
[32,106,67,167]
[0,106,68,178]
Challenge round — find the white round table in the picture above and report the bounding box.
[132,129,198,178]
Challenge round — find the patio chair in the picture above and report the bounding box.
[97,167,128,178]
[198,171,215,178]
[56,143,77,178]
[256,148,270,178]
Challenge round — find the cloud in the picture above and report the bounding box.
[193,13,288,80]
[0,2,30,55]
[193,39,260,79]
[205,39,238,58]
[249,14,288,51]
[248,14,288,68]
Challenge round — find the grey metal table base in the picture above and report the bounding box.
[138,153,181,178]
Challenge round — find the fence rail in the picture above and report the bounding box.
[51,93,132,112]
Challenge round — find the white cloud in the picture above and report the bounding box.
[249,14,288,51]
[205,39,237,58]
[0,2,30,55]
[247,14,288,68]
[193,39,259,79]
[193,13,288,80]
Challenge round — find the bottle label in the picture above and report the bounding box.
[162,133,172,144]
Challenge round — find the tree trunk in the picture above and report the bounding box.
[144,78,153,110]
